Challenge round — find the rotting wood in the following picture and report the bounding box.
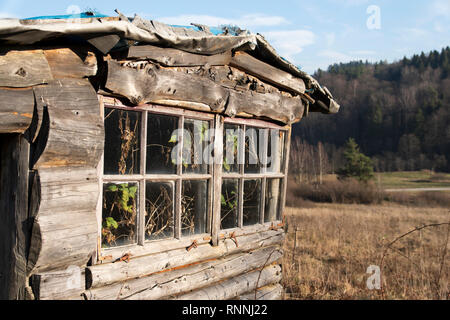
[0,88,35,133]
[127,45,232,67]
[105,60,229,111]
[230,51,305,95]
[0,49,53,87]
[171,264,282,300]
[85,245,282,300]
[43,47,97,79]
[87,230,283,288]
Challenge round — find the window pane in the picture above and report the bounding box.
[220,179,239,229]
[147,113,178,174]
[104,108,141,175]
[181,180,208,236]
[145,182,174,241]
[243,179,261,226]
[183,119,210,174]
[266,130,285,173]
[102,182,138,248]
[245,127,264,173]
[223,124,241,173]
[265,178,281,222]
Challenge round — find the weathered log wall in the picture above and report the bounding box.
[0,44,294,300]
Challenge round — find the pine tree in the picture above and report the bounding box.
[337,138,374,182]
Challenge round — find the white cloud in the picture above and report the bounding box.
[350,50,376,55]
[431,0,450,18]
[157,13,289,29]
[262,30,316,60]
[318,50,355,62]
[328,0,370,6]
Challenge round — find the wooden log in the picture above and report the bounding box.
[0,135,30,299]
[0,88,35,133]
[0,49,53,87]
[31,267,85,300]
[230,52,305,94]
[32,79,103,169]
[172,264,282,300]
[85,245,282,300]
[87,229,283,288]
[43,47,97,79]
[127,45,232,67]
[237,283,283,300]
[226,89,304,124]
[27,167,99,274]
[105,60,229,111]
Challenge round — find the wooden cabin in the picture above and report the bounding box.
[0,12,339,300]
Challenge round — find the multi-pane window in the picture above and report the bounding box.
[101,105,213,248]
[220,119,287,230]
[99,103,288,251]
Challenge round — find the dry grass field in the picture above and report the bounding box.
[282,203,449,300]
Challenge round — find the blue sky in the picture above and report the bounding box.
[1,0,449,73]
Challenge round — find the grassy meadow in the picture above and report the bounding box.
[282,203,449,300]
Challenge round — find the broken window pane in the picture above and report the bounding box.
[147,113,178,174]
[104,108,141,175]
[181,180,208,236]
[220,179,239,229]
[266,130,285,173]
[102,182,138,248]
[243,179,261,226]
[183,119,210,174]
[223,124,241,173]
[245,127,264,173]
[264,178,281,222]
[145,182,174,241]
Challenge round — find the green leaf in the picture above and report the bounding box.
[221,194,226,206]
[105,217,118,229]
[107,184,118,192]
[168,134,177,143]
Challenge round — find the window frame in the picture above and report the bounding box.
[95,97,289,263]
[219,117,289,233]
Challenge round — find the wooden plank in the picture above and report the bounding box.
[43,47,97,79]
[212,116,224,246]
[127,45,232,67]
[230,52,305,94]
[0,49,53,87]
[31,267,85,300]
[87,230,283,288]
[0,88,35,133]
[85,245,282,300]
[0,135,30,299]
[172,264,282,300]
[105,60,229,111]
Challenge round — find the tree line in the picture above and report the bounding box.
[293,47,450,173]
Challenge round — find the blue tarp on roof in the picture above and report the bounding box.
[23,12,240,36]
[23,12,109,20]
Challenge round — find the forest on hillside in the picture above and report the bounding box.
[293,47,450,173]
